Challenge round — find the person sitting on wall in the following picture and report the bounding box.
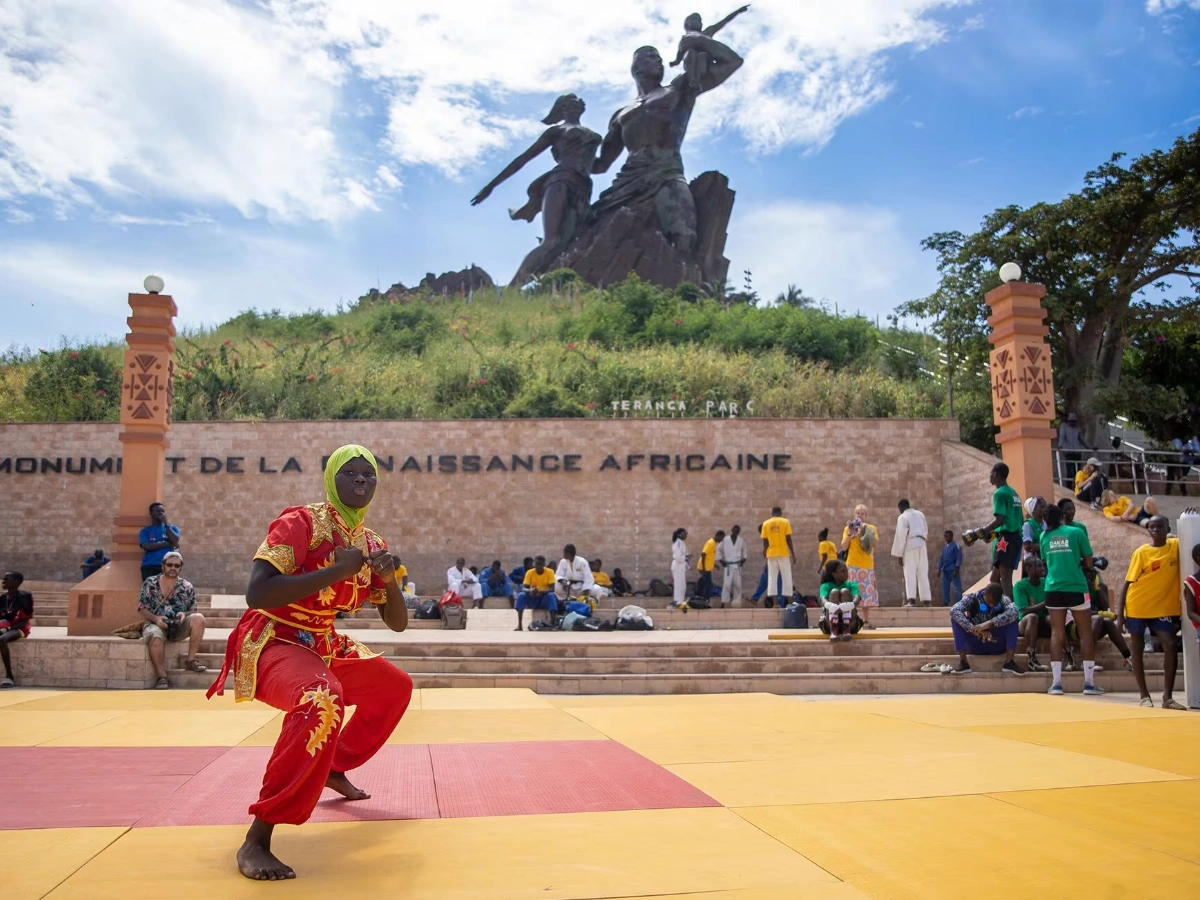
[137,551,206,689]
[947,582,1024,676]
[1101,490,1156,527]
[1074,457,1108,506]
[481,560,514,605]
[516,556,557,631]
[390,555,417,606]
[1014,555,1050,672]
[447,557,483,608]
[81,548,110,578]
[509,557,533,593]
[819,559,861,643]
[610,568,634,597]
[0,572,34,688]
[139,502,181,581]
[590,559,613,595]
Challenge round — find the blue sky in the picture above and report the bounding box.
[2,0,1198,349]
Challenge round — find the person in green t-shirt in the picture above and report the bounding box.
[963,462,1023,603]
[819,559,861,642]
[1013,555,1049,671]
[1038,503,1101,696]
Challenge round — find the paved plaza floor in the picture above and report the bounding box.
[3,687,1199,899]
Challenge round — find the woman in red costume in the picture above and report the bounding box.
[208,443,412,880]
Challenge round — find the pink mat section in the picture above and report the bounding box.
[430,740,721,819]
[0,746,227,829]
[136,745,440,827]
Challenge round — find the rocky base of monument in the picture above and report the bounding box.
[548,171,734,289]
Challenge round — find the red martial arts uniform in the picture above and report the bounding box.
[208,502,413,825]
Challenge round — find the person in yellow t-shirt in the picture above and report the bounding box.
[817,528,838,573]
[1101,490,1156,527]
[760,509,795,608]
[515,555,557,631]
[1115,516,1184,709]
[1074,457,1107,504]
[841,504,878,626]
[694,530,724,604]
[590,559,612,590]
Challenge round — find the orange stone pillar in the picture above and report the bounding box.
[986,278,1056,503]
[68,284,177,636]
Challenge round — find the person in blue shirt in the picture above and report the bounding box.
[481,560,514,605]
[139,502,180,581]
[937,529,963,607]
[508,557,533,593]
[81,549,110,578]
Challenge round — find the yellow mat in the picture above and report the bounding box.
[386,708,609,744]
[0,689,65,708]
[738,794,1200,900]
[547,692,792,708]
[0,710,125,746]
[562,703,796,741]
[418,687,551,709]
[10,690,267,712]
[606,887,871,900]
[46,809,837,900]
[38,709,281,746]
[8,827,128,900]
[967,715,1200,777]
[666,725,1184,807]
[994,780,1200,864]
[854,692,1169,727]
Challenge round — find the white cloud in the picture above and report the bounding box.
[98,213,215,228]
[5,207,34,224]
[726,200,933,316]
[374,165,402,191]
[1009,106,1044,119]
[958,156,984,167]
[1147,1,1200,13]
[1,0,969,220]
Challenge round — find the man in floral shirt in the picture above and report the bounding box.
[138,551,206,688]
[946,582,1024,676]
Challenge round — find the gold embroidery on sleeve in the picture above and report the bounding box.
[254,542,297,575]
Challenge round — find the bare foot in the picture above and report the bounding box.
[514,625,523,631]
[237,823,295,880]
[325,770,370,800]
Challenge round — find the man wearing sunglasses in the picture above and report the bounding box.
[137,551,206,689]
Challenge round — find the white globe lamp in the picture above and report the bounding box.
[143,275,165,294]
[998,262,1022,284]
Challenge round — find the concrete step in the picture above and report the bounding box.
[172,666,1166,695]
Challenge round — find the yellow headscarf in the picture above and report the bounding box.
[323,444,378,530]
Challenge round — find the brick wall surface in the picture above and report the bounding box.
[1,418,962,603]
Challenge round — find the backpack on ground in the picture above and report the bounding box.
[565,600,591,617]
[782,602,809,629]
[441,603,467,629]
[688,596,712,610]
[575,616,604,631]
[415,599,440,619]
[561,611,587,631]
[647,579,672,597]
[439,590,462,611]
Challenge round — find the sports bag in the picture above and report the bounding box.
[439,590,463,610]
[415,600,440,619]
[565,600,591,617]
[441,604,467,630]
[782,602,809,629]
[647,578,672,597]
[615,604,654,631]
[688,596,712,610]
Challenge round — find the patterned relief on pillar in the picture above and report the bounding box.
[990,339,1055,426]
[122,351,170,427]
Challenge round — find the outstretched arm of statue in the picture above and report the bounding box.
[470,128,557,205]
[593,118,625,174]
[678,33,744,93]
[704,5,750,36]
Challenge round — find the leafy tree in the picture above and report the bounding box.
[775,284,814,308]
[900,128,1200,446]
[23,346,120,421]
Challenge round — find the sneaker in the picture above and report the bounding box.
[1026,654,1048,672]
[1093,663,1104,672]
[1122,657,1133,670]
[1047,683,1065,695]
[840,633,853,642]
[1138,696,1154,707]
[829,633,839,642]
[949,662,972,675]
[1001,661,1026,676]
[1082,683,1106,696]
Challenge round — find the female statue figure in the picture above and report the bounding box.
[471,93,601,285]
[592,36,743,256]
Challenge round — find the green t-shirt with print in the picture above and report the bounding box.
[1040,525,1093,594]
[1013,578,1046,619]
[993,483,1023,534]
[820,580,861,600]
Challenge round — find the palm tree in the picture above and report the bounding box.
[776,284,814,308]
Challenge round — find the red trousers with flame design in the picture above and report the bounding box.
[249,641,413,825]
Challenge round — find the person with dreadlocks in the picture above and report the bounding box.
[208,444,412,881]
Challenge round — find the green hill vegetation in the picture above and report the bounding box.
[1,274,974,436]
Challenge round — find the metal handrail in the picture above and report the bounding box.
[1053,447,1197,496]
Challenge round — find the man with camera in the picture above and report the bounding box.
[137,551,206,689]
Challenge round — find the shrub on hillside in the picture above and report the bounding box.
[368,305,444,356]
[21,345,120,422]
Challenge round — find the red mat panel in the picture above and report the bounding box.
[136,745,440,827]
[429,740,720,819]
[0,746,227,829]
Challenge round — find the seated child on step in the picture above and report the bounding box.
[819,559,860,642]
